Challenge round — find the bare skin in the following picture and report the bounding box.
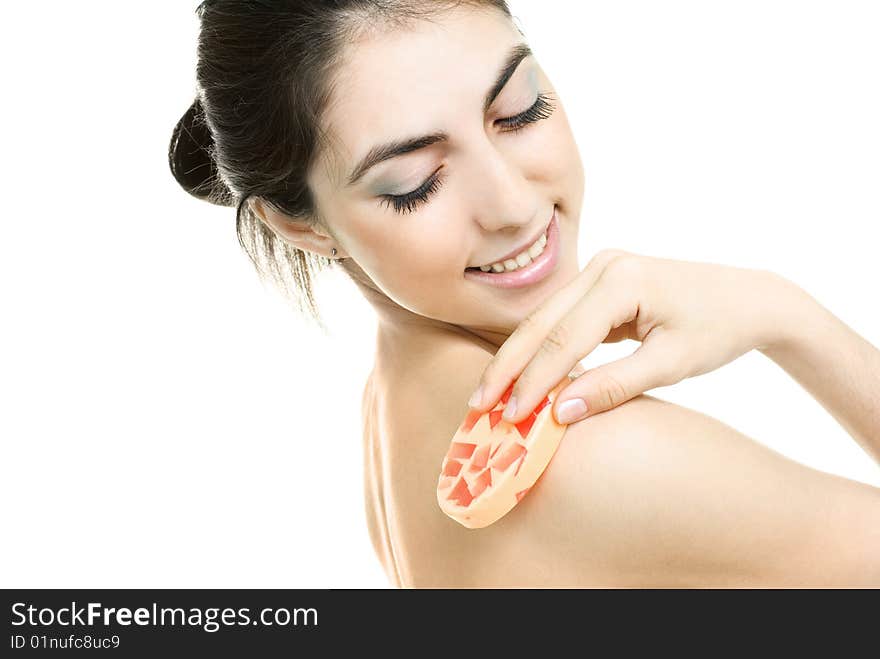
[364,318,880,587]
[247,5,880,586]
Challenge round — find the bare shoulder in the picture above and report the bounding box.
[515,394,880,586]
[380,338,880,587]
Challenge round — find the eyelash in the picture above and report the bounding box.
[379,92,557,215]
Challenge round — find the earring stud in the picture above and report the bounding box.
[330,248,337,258]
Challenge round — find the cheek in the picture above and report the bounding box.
[388,228,464,279]
[355,222,465,292]
[539,112,582,186]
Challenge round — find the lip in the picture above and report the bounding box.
[464,206,560,289]
[469,212,553,268]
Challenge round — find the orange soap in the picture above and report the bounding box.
[436,371,579,529]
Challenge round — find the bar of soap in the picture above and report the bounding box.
[436,372,578,529]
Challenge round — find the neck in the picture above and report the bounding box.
[340,261,509,367]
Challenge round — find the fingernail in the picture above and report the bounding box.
[502,396,517,420]
[556,398,587,424]
[468,386,483,408]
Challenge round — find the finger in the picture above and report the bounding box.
[501,272,640,423]
[604,324,636,343]
[468,248,630,412]
[552,335,688,423]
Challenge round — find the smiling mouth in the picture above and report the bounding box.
[465,214,553,272]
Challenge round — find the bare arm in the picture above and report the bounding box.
[757,274,880,464]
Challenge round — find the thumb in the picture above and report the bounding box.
[553,338,684,423]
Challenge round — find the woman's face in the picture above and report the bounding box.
[309,5,585,342]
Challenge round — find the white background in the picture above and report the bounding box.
[2,1,878,588]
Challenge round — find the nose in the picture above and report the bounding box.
[463,135,537,233]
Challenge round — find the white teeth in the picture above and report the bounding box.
[529,234,547,258]
[475,231,548,273]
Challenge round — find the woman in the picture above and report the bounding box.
[169,0,880,587]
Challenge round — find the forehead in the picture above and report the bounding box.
[315,6,522,187]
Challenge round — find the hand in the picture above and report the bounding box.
[467,249,797,425]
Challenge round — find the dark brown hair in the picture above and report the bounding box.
[168,0,514,332]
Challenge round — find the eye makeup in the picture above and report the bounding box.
[379,92,557,215]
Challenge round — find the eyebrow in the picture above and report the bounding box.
[345,42,533,187]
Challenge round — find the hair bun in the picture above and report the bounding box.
[168,97,235,207]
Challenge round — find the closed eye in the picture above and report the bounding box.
[379,92,557,215]
[495,91,556,133]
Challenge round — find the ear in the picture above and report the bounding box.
[248,197,347,259]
